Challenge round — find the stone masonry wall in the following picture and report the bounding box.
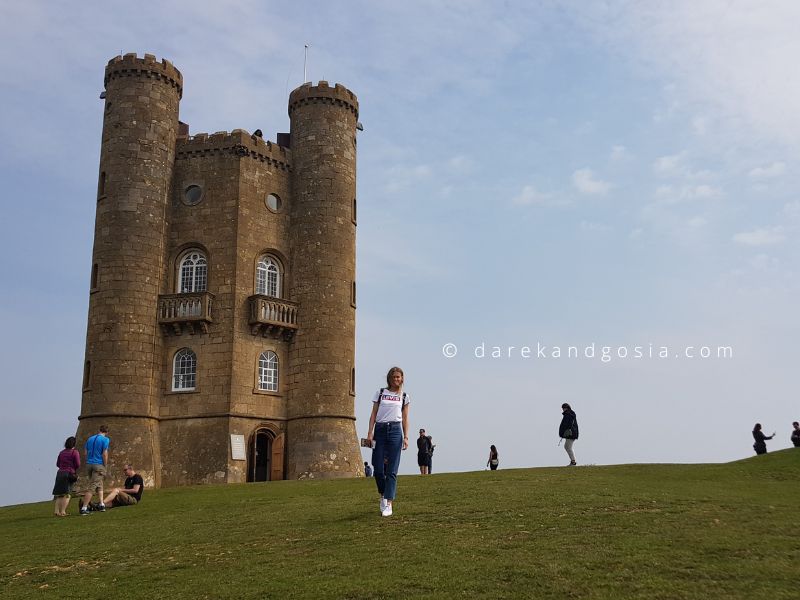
[77,53,182,489]
[286,82,361,479]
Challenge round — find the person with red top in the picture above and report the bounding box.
[52,436,80,516]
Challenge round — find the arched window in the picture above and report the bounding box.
[173,348,197,391]
[256,255,281,297]
[258,350,278,392]
[178,251,207,293]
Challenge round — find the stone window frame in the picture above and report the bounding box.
[257,350,279,393]
[177,248,208,294]
[255,254,282,298]
[181,182,205,206]
[172,347,197,392]
[90,263,99,293]
[253,249,289,298]
[97,171,107,201]
[83,360,92,391]
[265,193,283,214]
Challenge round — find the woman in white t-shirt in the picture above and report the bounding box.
[366,366,410,517]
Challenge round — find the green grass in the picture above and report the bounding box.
[2,451,799,599]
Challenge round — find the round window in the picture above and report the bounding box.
[183,184,204,206]
[266,193,282,213]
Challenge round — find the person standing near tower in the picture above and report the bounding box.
[366,367,410,517]
[81,425,110,515]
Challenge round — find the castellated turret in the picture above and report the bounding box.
[287,83,360,478]
[77,54,182,488]
[76,53,361,490]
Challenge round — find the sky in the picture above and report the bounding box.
[1,1,798,507]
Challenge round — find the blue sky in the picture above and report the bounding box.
[1,1,798,506]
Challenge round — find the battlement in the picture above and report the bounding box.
[105,53,183,98]
[176,129,291,170]
[288,81,358,118]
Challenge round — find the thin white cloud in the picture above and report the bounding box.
[748,162,786,179]
[783,201,800,220]
[579,220,611,232]
[447,155,472,171]
[653,153,685,175]
[691,115,709,135]
[687,216,707,228]
[610,145,629,161]
[655,184,721,204]
[574,1,800,145]
[732,227,786,247]
[512,184,551,206]
[572,168,611,195]
[383,164,432,193]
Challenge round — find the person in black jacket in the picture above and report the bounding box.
[791,422,800,448]
[559,403,579,466]
[752,423,775,455]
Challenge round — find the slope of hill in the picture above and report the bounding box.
[2,451,798,599]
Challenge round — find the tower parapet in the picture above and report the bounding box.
[176,129,291,170]
[105,53,183,97]
[288,81,358,118]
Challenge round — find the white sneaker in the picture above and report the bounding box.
[381,503,393,517]
[379,497,387,513]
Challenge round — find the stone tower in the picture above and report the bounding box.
[286,83,360,479]
[76,54,182,487]
[76,53,361,489]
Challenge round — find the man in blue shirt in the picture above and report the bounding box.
[80,425,110,515]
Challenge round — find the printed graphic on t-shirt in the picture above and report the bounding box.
[373,389,409,423]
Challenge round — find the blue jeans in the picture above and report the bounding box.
[372,421,403,500]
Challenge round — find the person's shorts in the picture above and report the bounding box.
[417,453,431,467]
[87,464,106,491]
[115,491,138,506]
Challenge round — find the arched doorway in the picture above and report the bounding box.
[246,427,285,482]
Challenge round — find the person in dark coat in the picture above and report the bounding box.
[791,422,800,448]
[752,423,774,455]
[559,403,579,466]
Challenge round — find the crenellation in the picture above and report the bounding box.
[177,129,291,170]
[105,52,183,98]
[288,81,359,118]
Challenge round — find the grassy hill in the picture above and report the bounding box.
[2,451,798,599]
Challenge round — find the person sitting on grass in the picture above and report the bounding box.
[103,464,144,508]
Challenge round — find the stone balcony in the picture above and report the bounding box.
[248,295,299,340]
[158,292,214,335]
